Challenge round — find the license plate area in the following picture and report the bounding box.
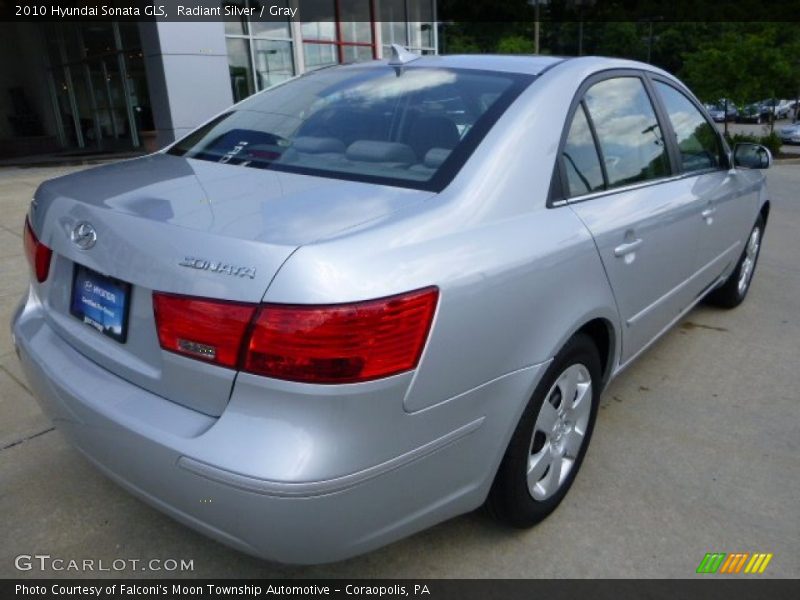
[70,264,131,344]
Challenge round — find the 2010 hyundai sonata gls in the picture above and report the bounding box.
[11,52,770,564]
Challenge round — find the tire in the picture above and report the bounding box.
[706,215,765,309]
[486,333,602,528]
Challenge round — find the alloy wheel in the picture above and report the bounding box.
[527,364,593,501]
[738,226,761,296]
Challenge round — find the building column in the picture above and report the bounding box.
[138,22,233,149]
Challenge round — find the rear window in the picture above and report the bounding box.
[168,66,533,191]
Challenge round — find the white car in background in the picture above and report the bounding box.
[779,121,800,144]
[762,99,794,120]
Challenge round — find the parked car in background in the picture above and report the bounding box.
[706,100,738,122]
[782,99,798,120]
[738,102,768,123]
[12,52,772,564]
[759,98,793,120]
[779,121,800,144]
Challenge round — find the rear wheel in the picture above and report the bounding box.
[706,215,764,308]
[487,333,601,527]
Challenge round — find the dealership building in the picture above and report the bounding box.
[0,0,437,159]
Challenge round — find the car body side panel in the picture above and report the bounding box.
[264,199,619,414]
[568,180,704,364]
[259,60,641,414]
[690,170,756,286]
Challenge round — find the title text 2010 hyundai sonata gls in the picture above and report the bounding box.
[11,51,771,564]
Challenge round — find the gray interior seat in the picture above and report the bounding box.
[346,140,417,168]
[404,116,460,161]
[410,147,452,174]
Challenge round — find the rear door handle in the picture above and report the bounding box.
[614,238,643,257]
[701,207,717,219]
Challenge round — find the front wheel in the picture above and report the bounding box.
[486,333,601,528]
[706,215,764,308]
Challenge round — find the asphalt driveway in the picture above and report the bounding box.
[1,163,798,578]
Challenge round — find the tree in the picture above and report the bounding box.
[497,35,536,54]
[682,25,796,133]
[595,22,646,61]
[681,33,738,134]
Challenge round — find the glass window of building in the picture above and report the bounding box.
[301,0,376,71]
[224,0,295,102]
[226,38,255,102]
[381,0,436,55]
[43,22,148,151]
[225,0,438,98]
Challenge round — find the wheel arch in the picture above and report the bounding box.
[759,199,770,225]
[573,317,616,388]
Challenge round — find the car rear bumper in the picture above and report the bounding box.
[11,291,544,564]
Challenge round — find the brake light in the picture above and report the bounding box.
[151,287,438,383]
[244,287,438,383]
[152,293,256,368]
[23,217,52,283]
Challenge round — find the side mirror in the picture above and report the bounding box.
[733,143,772,169]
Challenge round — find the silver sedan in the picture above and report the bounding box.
[780,121,800,144]
[11,51,771,564]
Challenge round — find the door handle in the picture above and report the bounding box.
[614,238,643,257]
[701,207,717,219]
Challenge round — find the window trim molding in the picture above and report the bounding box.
[551,171,705,208]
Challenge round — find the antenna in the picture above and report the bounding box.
[388,43,421,66]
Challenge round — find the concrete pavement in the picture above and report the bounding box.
[1,164,798,578]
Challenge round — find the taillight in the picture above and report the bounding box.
[23,217,52,283]
[151,287,438,383]
[152,293,256,368]
[244,287,438,383]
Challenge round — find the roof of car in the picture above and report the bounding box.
[346,53,672,78]
[401,54,569,75]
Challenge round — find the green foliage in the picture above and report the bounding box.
[437,18,800,124]
[683,26,794,105]
[496,35,535,54]
[595,22,646,60]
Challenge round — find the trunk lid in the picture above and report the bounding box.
[30,153,431,416]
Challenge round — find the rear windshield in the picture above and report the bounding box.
[167,66,533,191]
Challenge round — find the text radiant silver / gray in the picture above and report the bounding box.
[11,53,771,564]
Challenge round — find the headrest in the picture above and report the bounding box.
[346,140,416,164]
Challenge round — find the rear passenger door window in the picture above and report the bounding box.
[562,104,605,197]
[583,77,671,188]
[654,81,725,173]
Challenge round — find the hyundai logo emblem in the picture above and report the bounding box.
[71,222,97,250]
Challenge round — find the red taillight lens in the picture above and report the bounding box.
[152,293,256,368]
[151,287,438,383]
[244,287,438,384]
[23,217,52,283]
